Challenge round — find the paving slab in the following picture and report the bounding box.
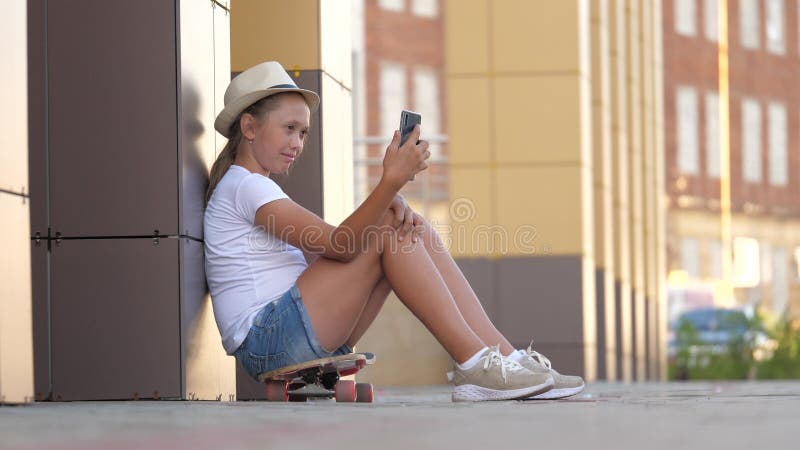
[1,382,797,450]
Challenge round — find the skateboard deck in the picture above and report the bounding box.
[257,352,376,403]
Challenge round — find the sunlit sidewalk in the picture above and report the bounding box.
[1,382,797,450]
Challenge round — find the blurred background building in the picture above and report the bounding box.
[4,0,799,404]
[664,0,800,324]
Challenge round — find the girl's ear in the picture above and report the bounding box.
[240,113,256,141]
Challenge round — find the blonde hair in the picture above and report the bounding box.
[206,92,303,204]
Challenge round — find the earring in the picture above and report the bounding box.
[248,139,254,145]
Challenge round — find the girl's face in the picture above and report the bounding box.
[244,93,310,175]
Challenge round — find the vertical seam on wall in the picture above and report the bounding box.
[487,0,496,234]
[486,0,499,322]
[44,0,54,400]
[173,0,185,398]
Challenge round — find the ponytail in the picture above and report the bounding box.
[206,126,242,204]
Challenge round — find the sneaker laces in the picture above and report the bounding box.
[525,341,552,370]
[483,345,525,384]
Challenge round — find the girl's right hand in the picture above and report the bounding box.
[381,125,430,190]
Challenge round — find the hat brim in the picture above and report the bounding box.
[214,87,320,138]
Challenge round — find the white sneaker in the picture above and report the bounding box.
[450,346,554,402]
[517,343,585,400]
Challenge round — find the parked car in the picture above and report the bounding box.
[667,307,774,379]
[668,308,750,359]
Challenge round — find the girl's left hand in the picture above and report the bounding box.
[389,194,417,241]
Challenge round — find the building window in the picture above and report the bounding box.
[739,0,760,49]
[411,0,438,18]
[378,0,404,12]
[380,62,407,137]
[677,86,699,175]
[413,67,441,158]
[733,237,761,287]
[768,101,788,186]
[681,238,700,278]
[766,0,786,54]
[708,239,723,279]
[675,0,697,36]
[703,0,718,41]
[705,91,720,178]
[772,247,788,314]
[793,247,800,282]
[741,97,762,183]
[760,241,773,284]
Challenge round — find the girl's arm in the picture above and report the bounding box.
[254,125,429,262]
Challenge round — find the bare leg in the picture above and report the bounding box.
[345,276,392,348]
[297,217,485,363]
[416,218,517,355]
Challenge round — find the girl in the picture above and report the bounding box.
[204,61,583,402]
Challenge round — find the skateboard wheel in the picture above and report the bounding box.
[355,383,374,403]
[334,380,357,403]
[265,381,288,402]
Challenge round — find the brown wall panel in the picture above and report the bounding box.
[50,239,180,401]
[47,0,178,237]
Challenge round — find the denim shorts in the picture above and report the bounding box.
[233,284,352,380]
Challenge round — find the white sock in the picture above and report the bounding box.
[508,349,527,362]
[456,347,489,370]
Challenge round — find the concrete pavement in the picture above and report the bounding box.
[1,382,798,450]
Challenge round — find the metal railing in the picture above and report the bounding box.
[353,134,449,219]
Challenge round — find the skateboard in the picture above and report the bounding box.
[257,352,376,403]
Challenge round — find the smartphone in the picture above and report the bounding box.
[399,110,422,181]
[399,109,422,147]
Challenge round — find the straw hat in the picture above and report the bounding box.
[214,61,320,138]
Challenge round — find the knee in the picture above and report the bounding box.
[416,216,445,250]
[364,212,398,250]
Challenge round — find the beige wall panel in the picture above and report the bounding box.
[640,0,659,378]
[653,0,667,380]
[320,0,352,88]
[449,168,494,257]
[591,0,617,379]
[609,0,630,283]
[356,294,451,386]
[493,75,590,165]
[0,1,29,194]
[0,0,33,405]
[179,0,217,239]
[495,166,592,256]
[581,256,598,380]
[0,194,34,404]
[591,0,613,268]
[321,73,354,225]
[178,0,236,400]
[214,3,231,157]
[181,239,235,401]
[617,280,633,381]
[231,0,320,72]
[491,0,588,74]
[447,78,492,165]
[633,290,646,380]
[445,0,489,74]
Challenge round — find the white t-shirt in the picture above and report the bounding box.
[204,164,308,354]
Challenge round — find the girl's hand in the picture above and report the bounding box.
[389,194,415,241]
[381,125,430,190]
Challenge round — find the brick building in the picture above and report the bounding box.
[353,0,448,213]
[663,0,800,319]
